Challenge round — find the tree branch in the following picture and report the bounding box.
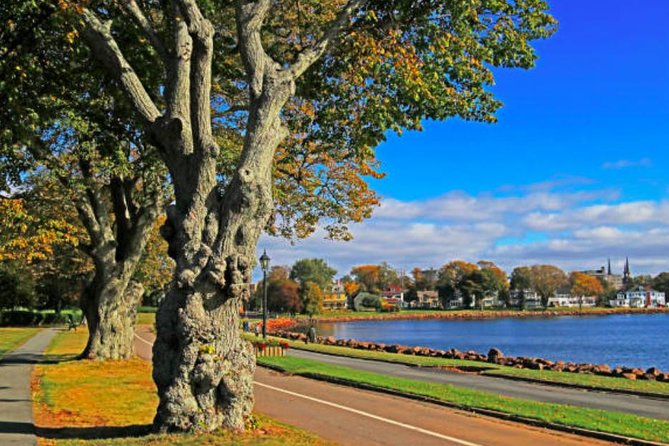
[236,0,273,99]
[80,8,161,125]
[163,4,194,154]
[287,0,367,80]
[119,0,168,62]
[175,0,216,155]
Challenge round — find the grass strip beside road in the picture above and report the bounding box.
[250,334,669,396]
[258,355,669,444]
[136,312,155,326]
[0,327,41,359]
[32,330,333,446]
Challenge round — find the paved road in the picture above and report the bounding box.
[133,328,615,446]
[0,329,56,446]
[288,348,669,421]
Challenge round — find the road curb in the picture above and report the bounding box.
[259,363,668,446]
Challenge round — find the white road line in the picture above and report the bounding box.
[133,333,153,346]
[255,381,485,446]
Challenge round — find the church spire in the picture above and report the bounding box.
[623,257,631,285]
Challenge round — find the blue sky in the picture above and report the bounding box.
[260,1,669,277]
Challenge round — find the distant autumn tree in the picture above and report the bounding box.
[301,281,324,317]
[437,260,476,305]
[18,0,556,432]
[0,189,89,312]
[529,265,568,307]
[569,272,604,299]
[290,258,337,290]
[0,197,79,264]
[351,264,381,293]
[268,279,302,314]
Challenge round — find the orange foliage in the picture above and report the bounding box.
[570,272,604,297]
[343,281,360,297]
[0,197,80,263]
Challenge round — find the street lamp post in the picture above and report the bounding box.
[259,250,271,340]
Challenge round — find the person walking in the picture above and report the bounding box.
[307,325,317,343]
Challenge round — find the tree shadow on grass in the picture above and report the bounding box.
[36,424,153,440]
[0,420,34,435]
[39,353,78,364]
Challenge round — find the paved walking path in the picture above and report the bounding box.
[0,329,56,446]
[287,348,669,421]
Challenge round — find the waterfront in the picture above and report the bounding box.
[317,313,669,370]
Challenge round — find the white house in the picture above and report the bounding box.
[547,293,596,308]
[610,286,666,308]
[411,290,440,309]
[509,289,542,309]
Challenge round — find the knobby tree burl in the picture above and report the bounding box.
[74,0,556,432]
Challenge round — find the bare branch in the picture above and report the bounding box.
[236,0,273,99]
[119,0,168,62]
[287,0,366,80]
[80,8,161,125]
[175,0,216,153]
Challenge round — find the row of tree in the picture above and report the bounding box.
[333,261,669,309]
[254,258,336,315]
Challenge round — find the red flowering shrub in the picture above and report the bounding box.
[266,318,298,333]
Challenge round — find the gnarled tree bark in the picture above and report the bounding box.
[79,0,365,432]
[73,158,163,360]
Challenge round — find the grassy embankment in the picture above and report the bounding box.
[258,355,669,444]
[0,327,41,358]
[248,334,669,396]
[32,330,332,446]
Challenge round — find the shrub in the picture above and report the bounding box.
[0,310,43,326]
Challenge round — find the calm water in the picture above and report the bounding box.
[317,314,669,370]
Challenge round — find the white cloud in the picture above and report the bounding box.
[602,158,652,169]
[257,183,669,278]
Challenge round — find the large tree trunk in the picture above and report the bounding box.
[151,171,273,432]
[152,73,292,431]
[80,266,144,360]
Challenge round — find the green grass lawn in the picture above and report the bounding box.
[247,333,669,396]
[258,355,669,444]
[0,327,40,359]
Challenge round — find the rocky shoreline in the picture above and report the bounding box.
[272,329,669,382]
[313,307,669,323]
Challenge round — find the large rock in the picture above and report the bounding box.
[487,348,504,364]
[646,367,661,377]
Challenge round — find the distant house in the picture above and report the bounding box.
[323,281,348,310]
[479,292,502,308]
[509,289,542,309]
[410,290,440,309]
[610,286,666,308]
[382,285,406,308]
[548,293,596,308]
